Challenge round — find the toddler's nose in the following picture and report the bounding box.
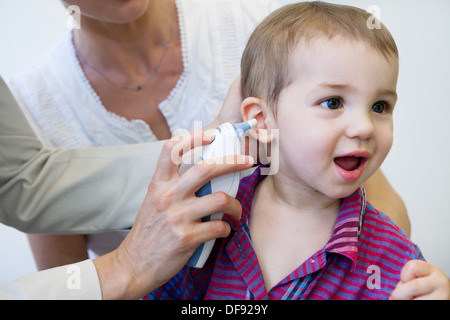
[345,110,375,141]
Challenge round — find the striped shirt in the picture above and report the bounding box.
[146,166,424,300]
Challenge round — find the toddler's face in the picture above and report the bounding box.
[271,36,398,199]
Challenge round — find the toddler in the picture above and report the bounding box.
[147,2,447,299]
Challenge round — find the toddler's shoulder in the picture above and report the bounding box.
[360,203,424,261]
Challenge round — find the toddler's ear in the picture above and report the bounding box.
[241,97,275,143]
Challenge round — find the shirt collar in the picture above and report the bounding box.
[324,187,366,271]
[231,166,366,271]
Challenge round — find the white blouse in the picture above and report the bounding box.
[9,0,279,149]
[8,0,280,257]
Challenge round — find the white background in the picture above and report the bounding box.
[0,0,449,283]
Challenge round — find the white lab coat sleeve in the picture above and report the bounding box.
[0,260,101,300]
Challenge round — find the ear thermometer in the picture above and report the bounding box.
[187,119,257,268]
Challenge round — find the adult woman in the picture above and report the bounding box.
[8,0,409,270]
[8,0,278,269]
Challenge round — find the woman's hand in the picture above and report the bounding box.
[94,130,254,299]
[208,76,243,130]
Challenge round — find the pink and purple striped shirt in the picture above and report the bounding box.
[146,166,424,300]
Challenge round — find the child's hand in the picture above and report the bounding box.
[390,260,450,300]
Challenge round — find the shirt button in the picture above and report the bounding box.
[236,241,245,257]
[310,259,315,264]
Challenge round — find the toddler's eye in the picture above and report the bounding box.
[319,98,342,110]
[372,101,387,113]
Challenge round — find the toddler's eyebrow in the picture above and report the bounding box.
[319,83,356,91]
[318,82,397,101]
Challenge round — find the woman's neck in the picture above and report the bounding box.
[73,0,177,79]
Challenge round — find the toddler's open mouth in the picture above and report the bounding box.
[334,156,362,171]
[334,153,370,182]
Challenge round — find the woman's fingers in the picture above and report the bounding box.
[182,191,243,222]
[152,131,214,181]
[174,154,254,197]
[192,220,233,244]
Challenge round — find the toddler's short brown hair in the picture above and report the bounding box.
[241,1,398,113]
